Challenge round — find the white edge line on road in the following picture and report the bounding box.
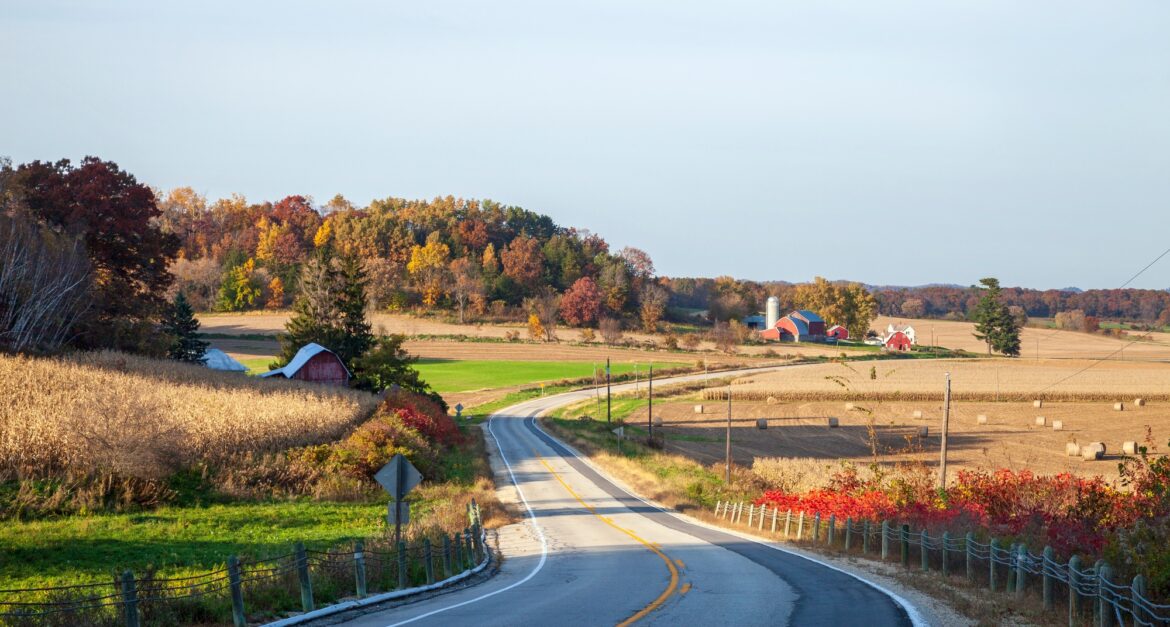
[382,411,550,627]
[526,416,930,627]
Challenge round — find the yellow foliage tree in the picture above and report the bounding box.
[266,276,285,309]
[313,219,333,248]
[794,276,878,339]
[527,313,544,341]
[407,233,451,306]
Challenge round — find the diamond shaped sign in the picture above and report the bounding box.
[374,454,422,501]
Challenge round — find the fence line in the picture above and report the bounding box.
[0,502,489,627]
[712,500,1170,626]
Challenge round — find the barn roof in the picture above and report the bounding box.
[782,315,809,336]
[259,343,349,379]
[793,310,824,323]
[202,348,248,372]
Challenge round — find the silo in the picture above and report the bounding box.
[766,297,780,330]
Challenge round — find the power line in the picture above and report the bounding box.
[1119,245,1170,289]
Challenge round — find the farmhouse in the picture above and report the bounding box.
[884,330,912,351]
[201,348,248,372]
[760,310,827,342]
[826,325,849,340]
[259,343,350,386]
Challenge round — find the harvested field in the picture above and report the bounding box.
[715,358,1170,402]
[622,397,1169,483]
[874,315,1170,361]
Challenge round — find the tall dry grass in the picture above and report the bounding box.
[0,351,379,481]
[710,358,1170,402]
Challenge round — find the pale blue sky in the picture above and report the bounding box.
[3,1,1168,289]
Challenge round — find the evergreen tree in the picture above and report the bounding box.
[972,277,1021,357]
[162,292,209,363]
[334,254,374,365]
[276,252,373,371]
[353,334,446,411]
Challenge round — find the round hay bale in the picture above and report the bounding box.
[1081,442,1106,461]
[845,402,855,411]
[912,410,924,419]
[652,416,664,428]
[693,404,704,414]
[916,426,929,437]
[1065,442,1081,457]
[766,396,778,405]
[1134,398,1146,407]
[827,417,840,428]
[976,414,988,424]
[1052,420,1063,431]
[1113,402,1125,412]
[1035,416,1047,426]
[756,419,768,430]
[1122,441,1139,455]
[1034,400,1043,408]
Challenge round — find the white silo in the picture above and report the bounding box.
[766,297,780,329]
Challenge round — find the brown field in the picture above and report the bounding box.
[0,351,379,480]
[622,397,1167,483]
[718,358,1170,402]
[873,315,1170,361]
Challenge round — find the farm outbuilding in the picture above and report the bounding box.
[826,325,849,340]
[259,343,350,386]
[760,310,827,342]
[886,323,917,345]
[201,348,248,373]
[884,331,913,352]
[742,314,767,330]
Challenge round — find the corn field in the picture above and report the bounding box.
[0,351,379,480]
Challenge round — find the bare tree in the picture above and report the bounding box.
[524,288,561,342]
[599,317,624,345]
[449,257,483,324]
[0,211,92,353]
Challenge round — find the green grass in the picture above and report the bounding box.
[0,500,385,591]
[239,356,275,374]
[414,359,685,393]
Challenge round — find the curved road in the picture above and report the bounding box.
[343,368,922,627]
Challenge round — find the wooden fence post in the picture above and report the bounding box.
[424,538,435,585]
[454,531,464,571]
[813,513,821,543]
[442,535,453,578]
[1041,546,1053,611]
[120,570,139,627]
[1097,561,1112,627]
[771,507,778,534]
[295,542,314,612]
[714,500,722,518]
[228,555,246,627]
[827,514,836,546]
[989,539,999,592]
[881,520,890,560]
[900,524,910,568]
[353,542,367,598]
[1131,574,1147,626]
[784,510,792,538]
[941,532,950,577]
[965,532,975,582]
[397,541,408,589]
[472,523,483,562]
[1005,543,1017,593]
[797,512,805,541]
[863,520,871,554]
[1016,543,1028,598]
[844,518,853,552]
[748,504,755,527]
[759,505,766,531]
[920,530,929,572]
[1069,555,1082,624]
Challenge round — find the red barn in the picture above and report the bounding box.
[826,325,849,340]
[760,310,827,342]
[259,343,350,386]
[884,331,912,352]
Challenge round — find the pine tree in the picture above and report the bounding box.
[334,254,374,365]
[162,292,209,363]
[972,277,1021,357]
[277,253,342,366]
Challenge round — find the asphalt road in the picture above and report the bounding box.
[341,368,922,627]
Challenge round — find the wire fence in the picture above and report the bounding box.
[0,502,489,627]
[712,500,1170,626]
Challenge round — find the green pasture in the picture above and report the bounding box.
[415,359,686,393]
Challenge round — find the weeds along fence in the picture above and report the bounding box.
[701,390,1170,404]
[0,504,489,627]
[712,501,1170,626]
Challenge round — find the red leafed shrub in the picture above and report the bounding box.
[379,391,463,448]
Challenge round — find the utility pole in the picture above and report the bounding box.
[647,365,654,440]
[634,363,639,395]
[606,358,611,424]
[725,382,732,484]
[939,373,951,490]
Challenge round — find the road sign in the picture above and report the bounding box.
[375,454,422,501]
[454,403,464,419]
[386,502,411,525]
[612,426,624,439]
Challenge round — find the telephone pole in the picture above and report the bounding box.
[606,358,611,424]
[725,383,732,484]
[939,372,951,490]
[647,365,654,440]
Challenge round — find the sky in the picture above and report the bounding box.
[2,1,1168,290]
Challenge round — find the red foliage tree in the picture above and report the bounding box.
[500,235,544,290]
[559,277,603,326]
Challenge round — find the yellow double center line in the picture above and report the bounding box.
[535,452,680,626]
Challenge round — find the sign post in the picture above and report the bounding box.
[375,454,423,546]
[606,358,611,424]
[454,403,463,421]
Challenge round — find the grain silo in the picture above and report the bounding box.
[766,296,780,330]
